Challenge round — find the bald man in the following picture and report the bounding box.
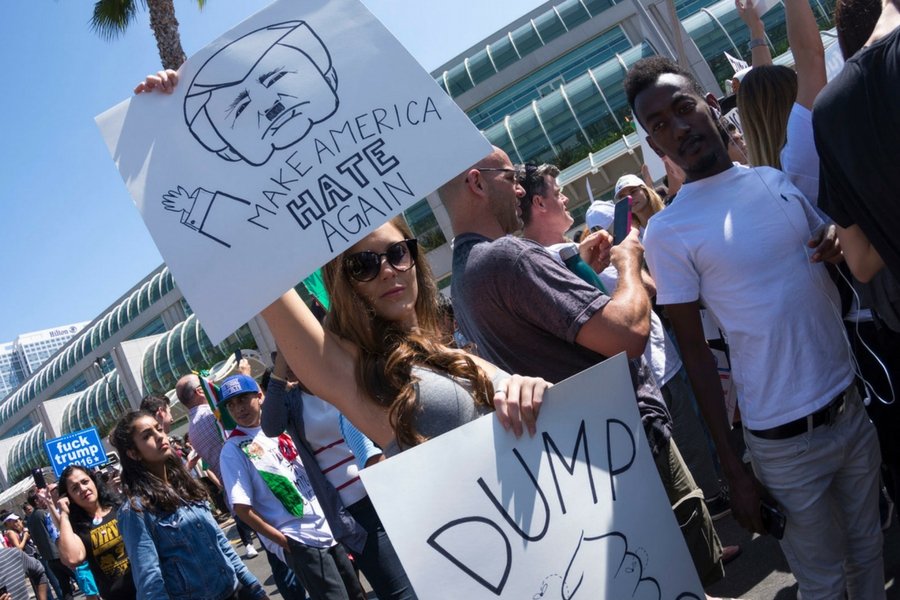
[439,147,725,587]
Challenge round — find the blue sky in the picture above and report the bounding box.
[0,0,543,342]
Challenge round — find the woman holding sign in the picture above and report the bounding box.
[261,216,550,455]
[135,70,547,598]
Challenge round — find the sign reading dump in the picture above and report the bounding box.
[360,355,704,599]
[96,0,492,344]
[45,428,109,477]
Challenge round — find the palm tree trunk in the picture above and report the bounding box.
[148,0,187,70]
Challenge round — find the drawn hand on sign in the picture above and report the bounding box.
[162,186,276,248]
[184,21,339,167]
[557,531,662,600]
[162,186,197,213]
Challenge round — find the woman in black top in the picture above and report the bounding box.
[42,465,136,600]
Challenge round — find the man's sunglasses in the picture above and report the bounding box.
[343,239,418,282]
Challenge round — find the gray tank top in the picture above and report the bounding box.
[382,366,506,457]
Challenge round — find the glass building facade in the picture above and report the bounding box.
[140,315,255,397]
[0,268,177,426]
[431,0,835,176]
[0,344,26,399]
[5,314,256,482]
[389,0,839,278]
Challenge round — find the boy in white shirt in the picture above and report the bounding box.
[218,374,365,600]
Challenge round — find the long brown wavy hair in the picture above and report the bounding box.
[736,65,798,169]
[322,216,495,450]
[627,183,667,229]
[110,410,209,513]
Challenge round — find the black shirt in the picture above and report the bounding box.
[25,510,57,560]
[813,24,900,281]
[72,510,136,600]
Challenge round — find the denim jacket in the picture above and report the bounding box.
[118,500,264,600]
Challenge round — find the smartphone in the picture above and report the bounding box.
[31,467,46,489]
[0,585,8,595]
[589,225,604,234]
[760,500,787,540]
[613,196,633,245]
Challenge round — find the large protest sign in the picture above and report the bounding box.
[360,354,703,599]
[96,0,492,344]
[634,118,665,183]
[45,428,109,477]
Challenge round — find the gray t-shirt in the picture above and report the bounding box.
[383,366,500,457]
[452,233,671,456]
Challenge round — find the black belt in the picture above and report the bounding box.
[748,391,846,440]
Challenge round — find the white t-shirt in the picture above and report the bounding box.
[220,426,334,561]
[780,103,820,207]
[597,265,682,387]
[643,164,853,430]
[301,394,370,507]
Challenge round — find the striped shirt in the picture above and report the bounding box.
[188,404,225,480]
[0,548,47,600]
[302,394,370,506]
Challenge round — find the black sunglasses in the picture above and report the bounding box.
[344,239,418,282]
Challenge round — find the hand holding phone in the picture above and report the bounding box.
[31,467,46,489]
[613,196,633,245]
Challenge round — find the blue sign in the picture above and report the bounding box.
[44,428,109,477]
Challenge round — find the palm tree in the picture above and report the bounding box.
[90,0,206,71]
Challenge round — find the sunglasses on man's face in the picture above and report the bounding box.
[343,239,418,283]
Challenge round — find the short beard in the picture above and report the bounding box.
[687,150,721,176]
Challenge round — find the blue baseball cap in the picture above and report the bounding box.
[218,374,260,406]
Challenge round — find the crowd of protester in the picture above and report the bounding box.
[0,0,898,598]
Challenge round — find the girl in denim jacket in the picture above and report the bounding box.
[112,410,269,600]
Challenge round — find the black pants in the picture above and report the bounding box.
[47,559,75,600]
[284,539,365,600]
[847,319,900,502]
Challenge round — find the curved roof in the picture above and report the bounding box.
[0,268,175,425]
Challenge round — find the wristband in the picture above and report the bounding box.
[748,37,767,50]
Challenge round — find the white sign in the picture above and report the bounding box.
[361,355,703,599]
[723,107,743,133]
[750,0,780,17]
[634,118,665,182]
[96,0,492,344]
[824,41,846,81]
[724,52,750,74]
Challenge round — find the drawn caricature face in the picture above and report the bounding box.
[185,21,339,166]
[204,44,338,165]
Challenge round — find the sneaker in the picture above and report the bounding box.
[705,493,731,521]
[244,545,259,559]
[721,544,742,565]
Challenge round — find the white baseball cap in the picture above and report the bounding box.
[585,201,616,232]
[614,174,644,200]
